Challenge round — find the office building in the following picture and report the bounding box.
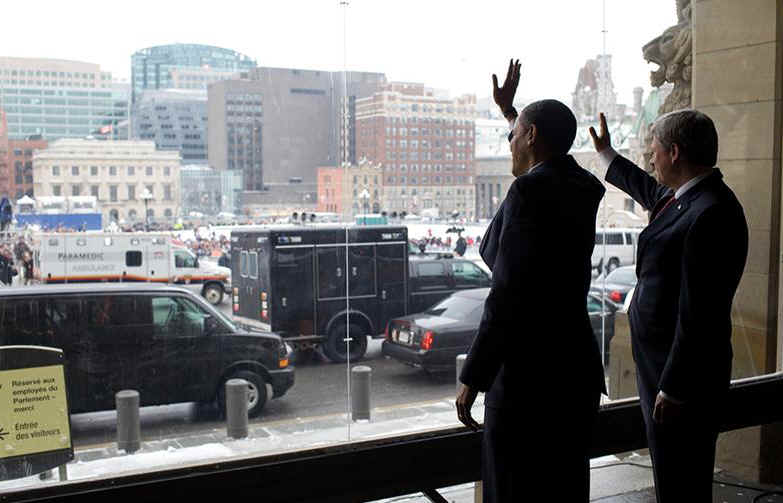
[131,44,256,103]
[0,57,128,141]
[133,89,208,163]
[356,82,477,218]
[180,164,242,217]
[207,68,386,201]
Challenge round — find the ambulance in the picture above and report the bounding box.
[36,233,231,305]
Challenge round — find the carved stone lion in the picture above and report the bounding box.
[642,0,692,115]
[635,0,692,172]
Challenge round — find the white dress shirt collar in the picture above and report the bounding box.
[675,171,712,199]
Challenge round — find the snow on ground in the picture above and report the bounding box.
[173,221,490,244]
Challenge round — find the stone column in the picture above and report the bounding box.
[691,0,783,483]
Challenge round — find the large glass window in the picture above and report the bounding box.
[0,1,775,499]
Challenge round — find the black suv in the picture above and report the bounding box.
[0,283,294,417]
[408,255,492,314]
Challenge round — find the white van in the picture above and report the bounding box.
[36,233,231,305]
[591,228,640,274]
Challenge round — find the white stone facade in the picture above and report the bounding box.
[33,139,181,224]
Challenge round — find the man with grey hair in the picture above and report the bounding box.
[591,109,748,502]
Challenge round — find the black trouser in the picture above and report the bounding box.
[640,397,720,502]
[482,391,600,503]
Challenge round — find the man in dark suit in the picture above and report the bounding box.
[590,110,748,502]
[456,60,607,502]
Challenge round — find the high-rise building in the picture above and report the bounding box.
[356,82,477,218]
[33,139,181,224]
[131,44,257,103]
[0,57,128,141]
[133,89,208,163]
[208,68,386,200]
[207,79,264,191]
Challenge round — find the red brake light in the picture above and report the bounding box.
[385,322,390,340]
[609,291,622,303]
[421,330,435,350]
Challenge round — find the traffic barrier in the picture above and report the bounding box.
[351,366,372,421]
[116,390,141,453]
[456,354,467,392]
[226,379,249,439]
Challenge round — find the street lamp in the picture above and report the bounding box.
[140,187,153,232]
[359,188,370,225]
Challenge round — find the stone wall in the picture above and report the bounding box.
[691,0,783,482]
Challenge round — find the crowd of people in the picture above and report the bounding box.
[412,232,482,257]
[0,234,37,286]
[179,234,231,259]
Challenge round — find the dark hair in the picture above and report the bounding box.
[519,99,577,155]
[652,109,718,167]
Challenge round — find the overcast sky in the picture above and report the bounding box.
[3,0,677,107]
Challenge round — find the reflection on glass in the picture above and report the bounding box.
[0,0,773,496]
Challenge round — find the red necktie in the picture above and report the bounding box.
[653,196,677,221]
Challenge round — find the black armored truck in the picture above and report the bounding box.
[230,226,491,363]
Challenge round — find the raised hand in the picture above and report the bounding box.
[492,59,521,114]
[589,112,611,153]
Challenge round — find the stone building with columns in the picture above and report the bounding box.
[32,139,181,224]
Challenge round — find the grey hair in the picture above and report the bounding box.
[651,109,718,167]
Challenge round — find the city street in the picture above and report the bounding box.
[68,324,459,449]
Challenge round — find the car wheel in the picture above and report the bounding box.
[323,322,368,363]
[606,258,620,275]
[217,370,268,418]
[204,283,224,305]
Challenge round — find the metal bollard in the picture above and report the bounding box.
[116,390,141,453]
[456,354,467,392]
[225,379,249,439]
[351,366,372,421]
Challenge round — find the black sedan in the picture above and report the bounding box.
[382,288,488,373]
[590,265,637,304]
[382,289,620,373]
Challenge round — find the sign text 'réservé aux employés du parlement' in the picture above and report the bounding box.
[0,365,72,459]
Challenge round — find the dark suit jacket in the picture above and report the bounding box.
[460,154,607,409]
[606,156,748,407]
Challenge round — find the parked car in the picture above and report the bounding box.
[592,228,640,274]
[382,288,488,373]
[383,288,620,372]
[590,265,638,304]
[0,283,294,417]
[408,255,492,314]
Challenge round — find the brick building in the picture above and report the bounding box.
[0,109,8,198]
[355,82,477,218]
[317,160,383,218]
[7,137,47,200]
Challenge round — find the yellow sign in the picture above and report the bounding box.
[0,365,72,459]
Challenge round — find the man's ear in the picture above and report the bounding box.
[670,142,681,164]
[528,123,537,145]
